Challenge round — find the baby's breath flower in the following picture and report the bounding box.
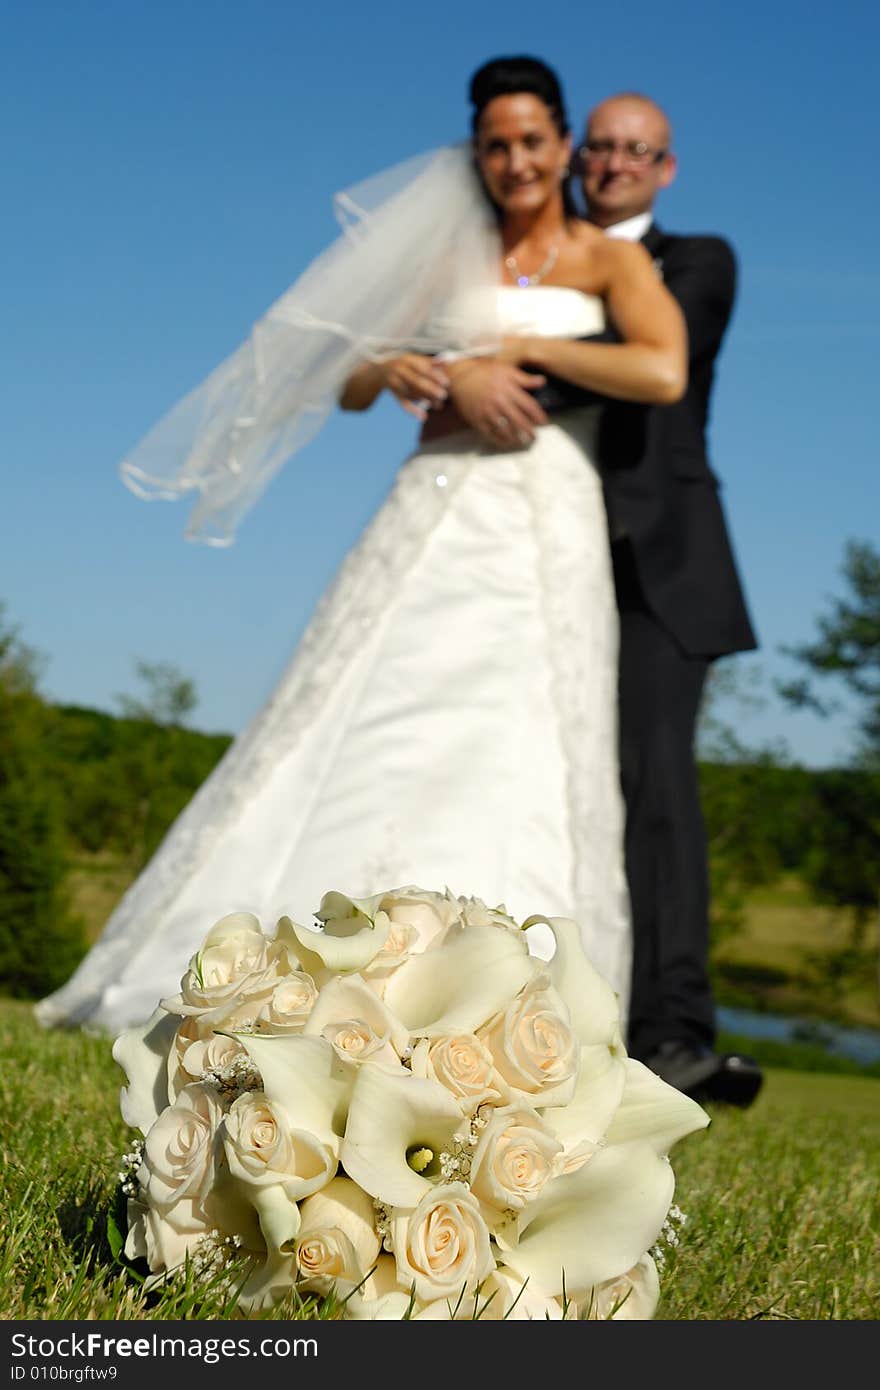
[439,1134,475,1182]
[116,1135,144,1197]
[191,1230,245,1279]
[202,1053,263,1104]
[651,1203,689,1270]
[373,1198,393,1252]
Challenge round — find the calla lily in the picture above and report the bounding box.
[415,1268,566,1320]
[602,1057,710,1155]
[230,1033,356,1153]
[127,1199,206,1274]
[303,975,410,1058]
[341,1065,464,1208]
[382,926,536,1036]
[523,915,620,1046]
[342,1255,413,1320]
[113,1006,178,1133]
[541,1041,628,1151]
[585,1251,661,1320]
[316,891,387,927]
[219,1178,303,1314]
[497,1139,674,1295]
[249,1180,302,1255]
[235,1250,299,1313]
[277,911,391,976]
[487,1267,568,1320]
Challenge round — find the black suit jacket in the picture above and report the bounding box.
[537,224,758,659]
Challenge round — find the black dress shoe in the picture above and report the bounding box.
[643,1039,763,1109]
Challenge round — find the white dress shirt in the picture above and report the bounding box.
[602,211,653,242]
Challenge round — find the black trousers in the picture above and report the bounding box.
[612,539,716,1061]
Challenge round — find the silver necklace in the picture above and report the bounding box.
[504,242,560,288]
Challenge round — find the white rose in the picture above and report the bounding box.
[257,972,318,1033]
[304,976,409,1066]
[296,1226,362,1295]
[298,1177,381,1273]
[469,1105,563,1212]
[362,920,417,985]
[223,1092,336,1199]
[360,887,462,985]
[295,1178,381,1296]
[321,1019,399,1068]
[138,1082,222,1214]
[479,975,578,1105]
[168,1016,247,1099]
[390,1182,494,1305]
[455,895,519,932]
[379,887,461,947]
[161,913,283,1023]
[411,1034,505,1110]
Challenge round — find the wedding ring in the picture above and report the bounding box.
[493,415,509,432]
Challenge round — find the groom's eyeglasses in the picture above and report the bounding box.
[578,140,668,167]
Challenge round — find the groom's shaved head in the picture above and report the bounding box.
[587,93,672,150]
[581,93,677,228]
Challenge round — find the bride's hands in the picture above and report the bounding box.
[378,354,450,419]
[446,358,548,447]
[339,353,448,415]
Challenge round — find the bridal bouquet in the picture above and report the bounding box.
[112,886,708,1319]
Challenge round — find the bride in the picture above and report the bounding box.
[37,56,685,1036]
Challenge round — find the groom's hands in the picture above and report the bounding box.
[444,359,548,447]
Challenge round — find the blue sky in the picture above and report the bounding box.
[3,0,877,768]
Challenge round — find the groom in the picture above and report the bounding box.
[397,91,762,1106]
[575,92,762,1106]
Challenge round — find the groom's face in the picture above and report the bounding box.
[580,96,676,227]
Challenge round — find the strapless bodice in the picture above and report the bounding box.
[494,285,605,338]
[440,285,605,348]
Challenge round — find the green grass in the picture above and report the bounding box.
[4,999,878,1321]
[656,1070,880,1319]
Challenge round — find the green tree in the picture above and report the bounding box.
[697,661,796,948]
[779,540,880,1005]
[0,607,86,998]
[779,538,880,768]
[109,660,211,869]
[115,659,198,727]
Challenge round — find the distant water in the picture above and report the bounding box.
[717,1005,880,1068]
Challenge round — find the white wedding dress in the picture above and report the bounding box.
[37,286,631,1035]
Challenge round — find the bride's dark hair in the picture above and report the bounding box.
[468,55,578,218]
[469,55,570,136]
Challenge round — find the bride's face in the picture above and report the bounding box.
[474,93,571,217]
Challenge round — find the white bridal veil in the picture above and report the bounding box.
[120,144,503,545]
